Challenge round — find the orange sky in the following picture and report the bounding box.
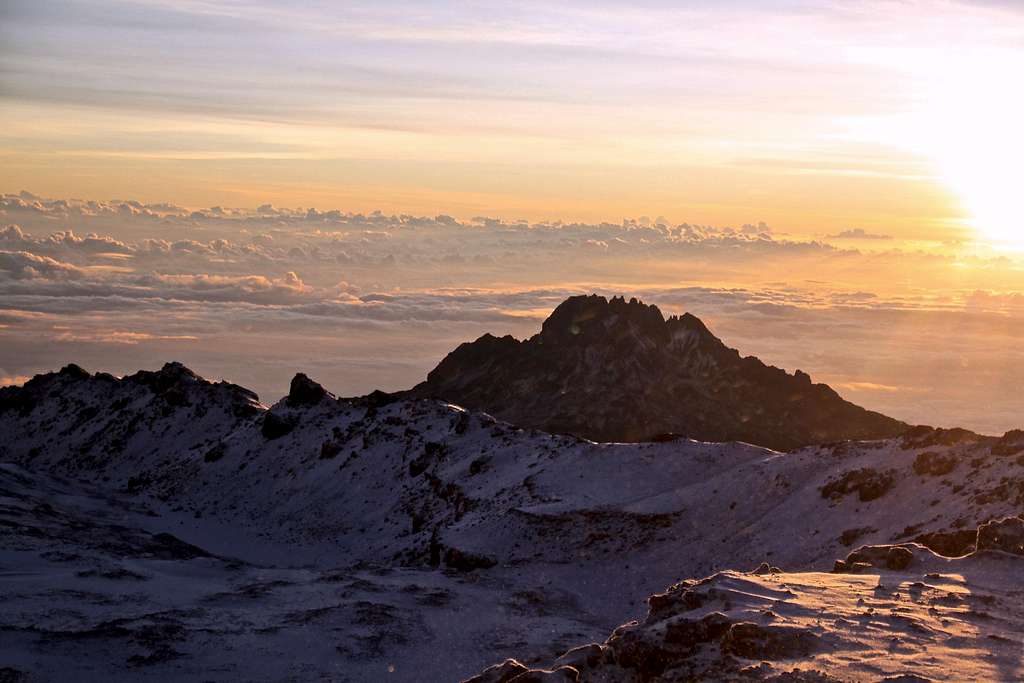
[2,1,1022,247]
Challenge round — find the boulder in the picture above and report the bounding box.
[443,547,496,572]
[554,644,605,670]
[261,411,296,439]
[976,517,1024,555]
[508,667,579,682]
[287,373,328,406]
[834,545,914,572]
[721,622,820,660]
[664,612,731,647]
[912,451,958,476]
[913,529,976,557]
[820,468,896,502]
[991,429,1024,456]
[461,659,529,683]
[901,426,978,450]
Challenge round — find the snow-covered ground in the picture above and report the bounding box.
[469,540,1024,682]
[2,364,1023,681]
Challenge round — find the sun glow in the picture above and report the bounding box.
[919,53,1024,248]
[846,44,1024,248]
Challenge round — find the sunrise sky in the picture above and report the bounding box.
[3,0,1023,244]
[3,0,1024,433]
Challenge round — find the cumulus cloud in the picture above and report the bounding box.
[0,250,86,280]
[135,272,313,304]
[827,228,893,240]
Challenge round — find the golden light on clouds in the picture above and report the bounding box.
[2,1,1022,244]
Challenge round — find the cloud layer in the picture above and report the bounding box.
[5,192,1024,434]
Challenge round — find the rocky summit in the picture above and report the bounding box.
[408,294,907,450]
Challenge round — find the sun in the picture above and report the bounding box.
[918,53,1024,249]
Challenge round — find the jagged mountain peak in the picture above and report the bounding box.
[3,361,262,421]
[125,361,203,391]
[410,294,908,450]
[667,310,715,336]
[536,295,724,350]
[57,362,91,380]
[287,372,332,407]
[538,294,669,343]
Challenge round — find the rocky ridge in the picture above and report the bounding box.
[1,363,1023,680]
[408,295,907,450]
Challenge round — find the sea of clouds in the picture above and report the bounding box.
[4,190,1024,434]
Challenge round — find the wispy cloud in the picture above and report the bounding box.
[2,1,1020,230]
[827,228,893,240]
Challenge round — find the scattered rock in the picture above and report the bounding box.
[606,626,674,678]
[507,667,579,682]
[913,529,976,557]
[991,429,1024,456]
[913,451,958,477]
[0,668,30,683]
[146,532,211,560]
[976,517,1024,555]
[203,443,226,463]
[553,643,605,670]
[443,547,496,572]
[901,426,978,450]
[839,526,876,547]
[663,611,732,647]
[261,411,296,439]
[834,545,914,572]
[821,468,896,502]
[461,658,529,683]
[721,622,821,660]
[319,440,342,459]
[410,441,447,477]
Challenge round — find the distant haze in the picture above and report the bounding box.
[4,192,1024,435]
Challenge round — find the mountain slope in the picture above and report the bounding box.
[1,363,1023,681]
[407,294,907,450]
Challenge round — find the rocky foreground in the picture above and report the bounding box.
[466,519,1024,682]
[1,363,1023,680]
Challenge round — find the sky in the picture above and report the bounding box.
[3,1,1024,433]
[2,0,1024,241]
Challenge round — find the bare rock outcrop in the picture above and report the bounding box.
[408,295,907,450]
[976,516,1024,555]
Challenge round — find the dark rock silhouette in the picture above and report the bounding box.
[286,373,329,406]
[820,467,897,502]
[832,544,914,572]
[409,294,907,450]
